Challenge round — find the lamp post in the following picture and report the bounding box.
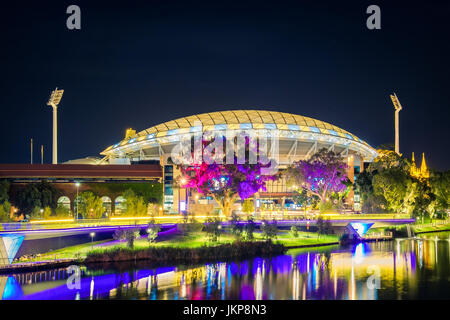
[75,182,80,220]
[179,178,186,214]
[90,232,95,248]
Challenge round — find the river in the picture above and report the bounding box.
[1,232,449,300]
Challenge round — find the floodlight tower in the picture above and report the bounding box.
[46,88,64,164]
[390,93,403,155]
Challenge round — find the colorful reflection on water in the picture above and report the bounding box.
[1,232,449,300]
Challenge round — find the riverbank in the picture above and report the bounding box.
[84,241,286,264]
[413,224,450,234]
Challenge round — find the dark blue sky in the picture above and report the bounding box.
[1,0,449,170]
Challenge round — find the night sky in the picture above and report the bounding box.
[1,0,449,170]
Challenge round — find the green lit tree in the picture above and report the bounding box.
[122,189,148,217]
[79,191,104,219]
[113,228,141,248]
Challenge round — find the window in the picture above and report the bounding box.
[328,130,339,136]
[309,126,321,133]
[190,126,202,133]
[288,124,300,131]
[215,124,227,130]
[264,123,277,129]
[166,129,178,136]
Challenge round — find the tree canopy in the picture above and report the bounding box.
[286,148,350,203]
[179,134,278,216]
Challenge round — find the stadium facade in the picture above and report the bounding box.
[100,110,378,213]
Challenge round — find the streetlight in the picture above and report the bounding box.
[179,178,187,214]
[75,182,80,220]
[90,232,95,247]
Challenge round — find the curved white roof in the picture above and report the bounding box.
[101,110,377,161]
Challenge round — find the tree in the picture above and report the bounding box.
[369,149,408,172]
[242,199,254,215]
[242,215,256,241]
[372,168,409,213]
[286,149,350,204]
[14,181,61,217]
[293,189,319,212]
[113,228,141,248]
[0,201,11,222]
[0,180,9,204]
[429,171,450,217]
[290,225,299,238]
[261,219,278,240]
[79,191,104,219]
[230,212,243,239]
[179,135,278,216]
[55,204,71,217]
[147,222,161,243]
[354,170,386,213]
[0,181,11,222]
[203,218,222,242]
[316,216,326,238]
[122,189,148,217]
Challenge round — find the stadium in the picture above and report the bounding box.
[99,110,378,213]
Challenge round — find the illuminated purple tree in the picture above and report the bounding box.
[179,135,278,216]
[286,149,350,203]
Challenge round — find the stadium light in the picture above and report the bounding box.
[47,88,64,164]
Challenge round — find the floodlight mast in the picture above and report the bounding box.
[390,93,403,155]
[47,88,64,164]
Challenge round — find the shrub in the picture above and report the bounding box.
[243,216,256,241]
[85,241,286,264]
[290,225,299,238]
[230,212,243,239]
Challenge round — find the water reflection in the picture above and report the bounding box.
[1,232,449,300]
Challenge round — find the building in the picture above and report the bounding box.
[100,110,378,213]
[0,164,162,217]
[410,152,430,180]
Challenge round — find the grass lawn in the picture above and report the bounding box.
[273,230,339,247]
[18,229,340,262]
[413,223,450,233]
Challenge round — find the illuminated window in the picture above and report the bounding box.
[190,126,202,132]
[147,133,155,140]
[215,124,227,130]
[288,124,300,131]
[345,134,354,140]
[166,129,178,136]
[240,123,252,129]
[328,130,339,136]
[264,123,277,129]
[309,126,321,133]
[128,138,136,144]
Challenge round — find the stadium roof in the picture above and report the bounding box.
[101,110,377,160]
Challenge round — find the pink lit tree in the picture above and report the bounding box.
[178,135,278,216]
[286,148,350,203]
